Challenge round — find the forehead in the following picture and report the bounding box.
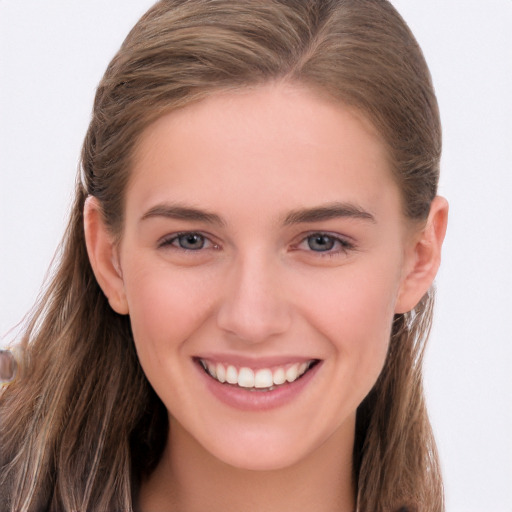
[127,83,400,223]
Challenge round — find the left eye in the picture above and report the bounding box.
[306,234,337,251]
[298,233,352,253]
[160,233,209,250]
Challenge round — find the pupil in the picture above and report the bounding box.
[308,235,334,251]
[179,234,204,250]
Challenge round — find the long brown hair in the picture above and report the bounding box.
[0,1,443,510]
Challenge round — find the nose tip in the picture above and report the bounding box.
[216,260,291,344]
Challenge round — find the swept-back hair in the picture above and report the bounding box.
[0,1,443,510]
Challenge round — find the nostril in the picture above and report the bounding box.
[216,260,292,342]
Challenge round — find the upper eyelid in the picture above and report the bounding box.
[291,233,357,258]
[158,231,218,248]
[296,231,355,246]
[156,230,355,251]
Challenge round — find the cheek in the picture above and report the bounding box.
[298,263,401,384]
[123,262,218,357]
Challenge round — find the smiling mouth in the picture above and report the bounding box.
[196,358,320,391]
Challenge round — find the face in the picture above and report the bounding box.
[112,83,416,471]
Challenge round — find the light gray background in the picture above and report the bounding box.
[1,1,511,510]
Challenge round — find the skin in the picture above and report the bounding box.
[85,82,448,511]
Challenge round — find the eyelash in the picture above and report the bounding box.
[293,232,355,258]
[158,231,355,257]
[158,232,219,252]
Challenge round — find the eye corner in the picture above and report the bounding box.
[157,231,223,253]
[289,231,357,260]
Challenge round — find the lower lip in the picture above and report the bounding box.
[195,360,322,411]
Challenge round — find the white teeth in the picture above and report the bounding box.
[254,369,273,388]
[285,363,299,383]
[200,359,315,389]
[238,367,255,388]
[215,362,226,383]
[272,367,286,385]
[226,365,238,384]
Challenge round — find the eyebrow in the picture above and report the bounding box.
[283,202,376,225]
[140,201,376,227]
[140,203,226,226]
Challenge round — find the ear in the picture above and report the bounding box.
[395,196,449,314]
[84,196,129,315]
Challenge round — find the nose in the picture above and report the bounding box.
[216,253,292,344]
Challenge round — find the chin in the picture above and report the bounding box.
[216,449,306,472]
[199,429,318,473]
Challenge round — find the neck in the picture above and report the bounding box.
[139,415,356,512]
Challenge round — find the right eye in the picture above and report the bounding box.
[158,232,216,251]
[175,233,205,250]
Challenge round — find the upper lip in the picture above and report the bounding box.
[193,354,319,370]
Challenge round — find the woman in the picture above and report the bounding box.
[0,1,448,510]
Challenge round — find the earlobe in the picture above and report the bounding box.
[395,196,449,314]
[84,196,129,315]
